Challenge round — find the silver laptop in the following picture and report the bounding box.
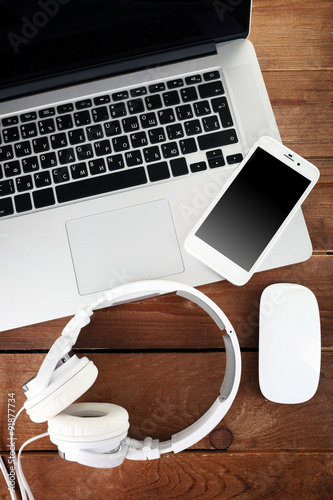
[0,0,312,331]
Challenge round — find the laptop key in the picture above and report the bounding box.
[93,95,111,106]
[106,155,124,171]
[51,133,68,149]
[34,171,51,188]
[22,156,39,173]
[128,99,145,114]
[112,91,128,101]
[74,111,91,126]
[130,87,147,97]
[40,152,57,169]
[52,167,70,184]
[184,119,201,136]
[3,127,20,143]
[0,179,15,196]
[21,123,38,138]
[162,91,180,107]
[56,114,74,131]
[162,142,179,159]
[71,163,88,179]
[198,129,238,150]
[68,128,86,144]
[2,116,19,127]
[0,197,14,217]
[92,106,109,123]
[76,144,93,160]
[39,107,55,118]
[143,146,161,163]
[89,158,107,175]
[148,83,165,93]
[56,167,147,203]
[112,135,130,152]
[33,187,55,208]
[202,116,220,132]
[179,138,197,155]
[76,99,92,109]
[194,100,211,116]
[59,147,76,164]
[198,81,224,98]
[38,118,56,134]
[227,153,243,164]
[148,128,166,144]
[130,132,148,148]
[57,103,74,114]
[176,104,193,120]
[158,109,175,125]
[14,142,32,158]
[190,161,207,173]
[212,97,233,128]
[170,157,188,177]
[0,145,14,161]
[32,137,49,153]
[15,193,32,213]
[167,78,183,89]
[147,161,170,182]
[4,160,20,177]
[125,150,143,167]
[185,74,202,84]
[145,95,162,110]
[180,87,198,102]
[203,70,220,81]
[21,112,37,122]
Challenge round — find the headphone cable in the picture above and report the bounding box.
[0,406,48,500]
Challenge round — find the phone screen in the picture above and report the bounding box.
[195,147,311,271]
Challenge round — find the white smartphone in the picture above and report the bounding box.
[185,136,320,286]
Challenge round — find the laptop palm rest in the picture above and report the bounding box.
[66,199,184,295]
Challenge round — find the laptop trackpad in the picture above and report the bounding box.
[66,199,184,295]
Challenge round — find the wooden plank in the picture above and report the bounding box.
[1,352,331,452]
[263,71,333,158]
[1,452,332,500]
[249,0,333,71]
[0,255,331,350]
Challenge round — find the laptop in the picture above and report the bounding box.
[0,0,312,332]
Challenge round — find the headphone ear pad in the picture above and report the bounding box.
[48,402,130,444]
[27,360,98,423]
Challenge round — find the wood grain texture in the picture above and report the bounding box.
[1,452,332,500]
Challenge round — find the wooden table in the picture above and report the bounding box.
[1,0,332,498]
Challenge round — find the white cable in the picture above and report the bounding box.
[0,406,49,500]
[0,456,17,500]
[16,432,49,500]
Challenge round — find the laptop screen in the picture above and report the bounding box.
[0,0,251,100]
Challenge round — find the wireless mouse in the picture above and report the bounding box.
[258,283,321,404]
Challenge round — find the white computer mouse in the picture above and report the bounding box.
[259,283,321,404]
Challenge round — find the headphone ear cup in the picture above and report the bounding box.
[26,358,98,423]
[48,402,130,444]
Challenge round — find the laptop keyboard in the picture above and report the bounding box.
[0,70,243,218]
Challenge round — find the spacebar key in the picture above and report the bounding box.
[198,129,238,150]
[56,167,147,203]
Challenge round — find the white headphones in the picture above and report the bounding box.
[22,280,241,469]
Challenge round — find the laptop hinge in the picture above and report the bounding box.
[0,42,217,102]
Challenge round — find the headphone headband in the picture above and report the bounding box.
[24,280,241,467]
